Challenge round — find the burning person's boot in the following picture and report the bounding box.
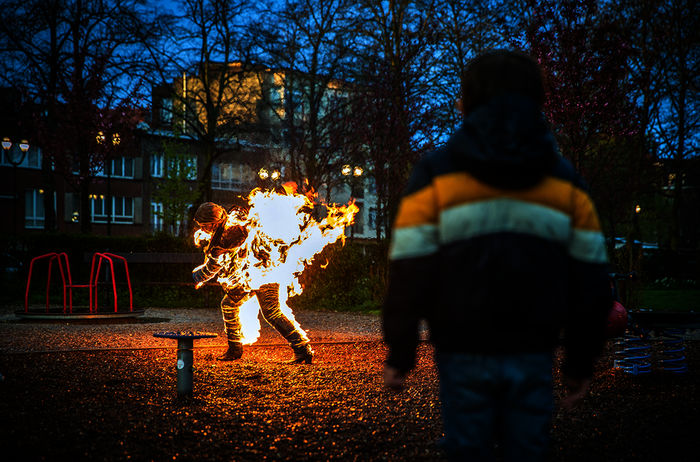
[256,288,313,364]
[288,342,314,364]
[282,330,313,364]
[217,340,243,361]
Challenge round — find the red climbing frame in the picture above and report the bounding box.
[24,252,133,313]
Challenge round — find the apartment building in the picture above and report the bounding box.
[0,65,379,238]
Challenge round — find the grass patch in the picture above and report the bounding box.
[638,289,700,312]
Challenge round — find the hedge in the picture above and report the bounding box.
[1,233,388,312]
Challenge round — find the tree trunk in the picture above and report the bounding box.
[41,162,57,232]
[79,152,92,233]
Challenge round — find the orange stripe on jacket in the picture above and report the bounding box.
[433,171,602,231]
[394,185,439,228]
[571,188,602,231]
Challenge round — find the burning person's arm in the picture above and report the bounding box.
[192,229,247,289]
[192,202,247,289]
[192,250,225,289]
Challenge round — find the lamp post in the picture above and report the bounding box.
[97,131,120,235]
[258,166,282,189]
[108,133,120,236]
[2,137,30,233]
[341,164,363,238]
[341,164,363,194]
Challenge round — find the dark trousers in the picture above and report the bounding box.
[436,351,553,462]
[221,283,308,347]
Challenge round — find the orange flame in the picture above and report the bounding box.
[193,184,359,344]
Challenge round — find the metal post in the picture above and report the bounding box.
[176,338,194,397]
[153,331,217,399]
[107,167,112,236]
[12,163,18,234]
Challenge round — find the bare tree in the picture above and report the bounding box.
[431,0,516,135]
[247,0,358,197]
[151,140,200,236]
[0,0,162,233]
[149,0,261,203]
[649,0,699,250]
[345,0,441,240]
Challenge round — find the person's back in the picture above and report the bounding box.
[382,50,612,461]
[423,92,599,357]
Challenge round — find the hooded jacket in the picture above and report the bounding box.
[382,94,612,379]
[192,210,248,287]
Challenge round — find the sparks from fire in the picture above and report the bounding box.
[193,184,359,344]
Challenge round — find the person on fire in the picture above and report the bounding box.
[192,200,314,364]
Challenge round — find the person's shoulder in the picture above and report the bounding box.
[550,156,589,191]
[403,146,449,195]
[220,224,248,248]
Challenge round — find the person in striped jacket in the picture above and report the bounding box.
[382,50,613,461]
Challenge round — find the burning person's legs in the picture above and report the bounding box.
[218,288,250,361]
[256,283,314,364]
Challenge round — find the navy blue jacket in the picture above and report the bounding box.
[382,95,612,379]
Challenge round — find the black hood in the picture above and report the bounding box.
[448,94,559,189]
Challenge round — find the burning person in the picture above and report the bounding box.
[192,201,314,364]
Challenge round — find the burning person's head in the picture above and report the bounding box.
[194,202,227,233]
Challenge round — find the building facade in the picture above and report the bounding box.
[0,65,379,239]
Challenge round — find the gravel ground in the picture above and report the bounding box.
[1,305,699,461]
[0,307,383,353]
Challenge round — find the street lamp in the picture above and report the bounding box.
[97,131,120,236]
[342,164,363,178]
[341,164,363,238]
[258,166,282,187]
[2,137,29,165]
[2,137,30,233]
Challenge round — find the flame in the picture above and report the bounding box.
[193,184,359,344]
[193,229,212,248]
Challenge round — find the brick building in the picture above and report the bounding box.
[0,65,379,239]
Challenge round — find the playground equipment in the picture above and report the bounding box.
[19,252,142,319]
[610,272,697,375]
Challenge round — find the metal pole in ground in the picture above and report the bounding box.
[153,331,218,398]
[176,337,194,397]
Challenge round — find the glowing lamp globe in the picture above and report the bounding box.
[606,301,628,338]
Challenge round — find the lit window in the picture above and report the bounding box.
[111,157,134,178]
[91,196,134,224]
[212,161,243,190]
[160,98,173,124]
[25,189,45,229]
[151,202,163,232]
[151,153,164,178]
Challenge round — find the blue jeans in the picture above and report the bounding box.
[436,351,553,462]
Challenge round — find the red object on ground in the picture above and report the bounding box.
[24,252,133,313]
[606,301,628,338]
